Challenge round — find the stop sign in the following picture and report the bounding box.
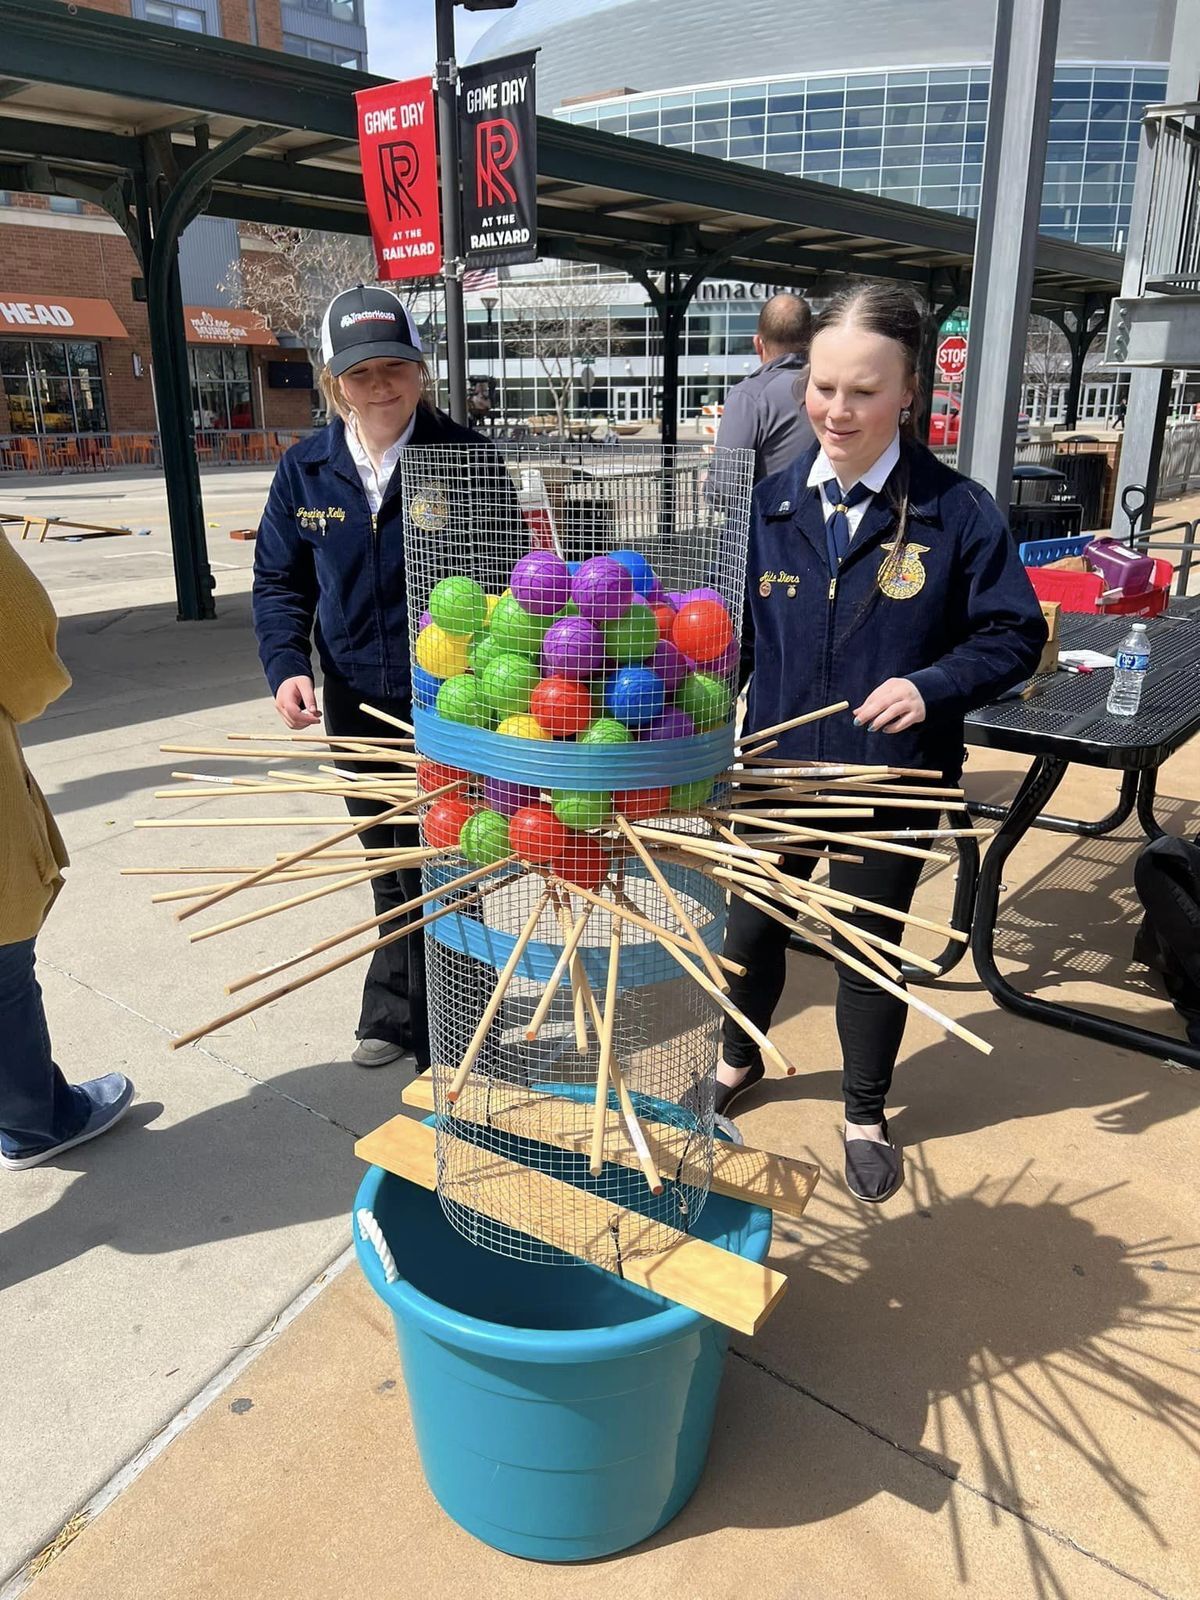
[937,335,968,382]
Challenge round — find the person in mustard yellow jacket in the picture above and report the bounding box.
[1,533,134,1170]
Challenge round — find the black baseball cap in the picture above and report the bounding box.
[320,284,424,378]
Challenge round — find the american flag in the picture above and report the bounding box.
[462,267,501,293]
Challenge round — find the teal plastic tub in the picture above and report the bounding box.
[353,1140,771,1561]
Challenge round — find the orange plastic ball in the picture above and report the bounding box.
[508,803,572,864]
[530,676,594,738]
[671,598,734,663]
[614,787,672,822]
[652,603,677,640]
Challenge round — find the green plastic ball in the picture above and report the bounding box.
[669,779,715,812]
[552,789,613,830]
[481,652,541,717]
[436,673,492,728]
[579,716,631,745]
[429,575,487,639]
[468,633,503,676]
[488,593,553,658]
[675,672,731,732]
[601,603,659,664]
[459,808,511,866]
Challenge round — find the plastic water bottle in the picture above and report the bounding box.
[1106,622,1151,716]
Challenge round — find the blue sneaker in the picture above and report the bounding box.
[0,1073,135,1171]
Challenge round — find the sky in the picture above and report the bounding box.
[362,0,515,78]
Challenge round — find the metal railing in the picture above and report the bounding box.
[1126,103,1200,296]
[0,428,315,475]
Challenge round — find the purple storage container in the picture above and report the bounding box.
[1084,539,1154,596]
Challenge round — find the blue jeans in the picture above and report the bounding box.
[0,938,88,1158]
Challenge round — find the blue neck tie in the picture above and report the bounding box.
[823,479,873,565]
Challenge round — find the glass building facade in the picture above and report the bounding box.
[557,63,1167,250]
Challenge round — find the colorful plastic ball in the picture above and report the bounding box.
[649,638,689,693]
[552,789,613,830]
[436,674,491,727]
[541,614,608,681]
[488,593,553,659]
[483,776,540,817]
[707,638,741,680]
[508,803,572,864]
[429,575,487,639]
[415,623,469,680]
[685,586,725,607]
[422,796,475,851]
[481,652,541,718]
[484,592,501,626]
[419,610,432,630]
[510,550,572,616]
[531,677,595,738]
[672,598,734,663]
[667,591,688,610]
[638,707,696,741]
[675,671,732,732]
[468,632,503,676]
[605,665,665,728]
[614,786,672,822]
[411,663,440,711]
[417,759,468,793]
[459,808,511,866]
[579,717,631,745]
[602,599,659,664]
[607,549,656,598]
[571,555,634,622]
[497,713,550,740]
[645,576,666,606]
[652,603,677,640]
[670,779,715,812]
[551,837,611,891]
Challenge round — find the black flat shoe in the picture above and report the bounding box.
[714,1058,766,1118]
[844,1119,904,1203]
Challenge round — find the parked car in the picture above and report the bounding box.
[927,390,1032,449]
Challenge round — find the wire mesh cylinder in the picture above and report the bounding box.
[400,441,753,1268]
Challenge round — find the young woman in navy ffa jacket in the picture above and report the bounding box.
[718,283,1046,1203]
[252,284,523,1072]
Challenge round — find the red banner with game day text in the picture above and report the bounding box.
[355,79,442,281]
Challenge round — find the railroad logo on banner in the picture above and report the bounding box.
[877,541,930,600]
[355,79,442,282]
[459,50,539,269]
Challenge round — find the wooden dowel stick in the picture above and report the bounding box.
[656,937,797,1078]
[630,825,784,866]
[525,902,593,1041]
[359,703,416,735]
[735,700,850,749]
[706,805,876,824]
[722,763,890,783]
[615,815,729,993]
[224,855,518,990]
[225,732,415,748]
[562,880,744,975]
[150,863,364,902]
[607,1051,664,1195]
[550,885,599,1051]
[447,888,552,1103]
[590,915,623,1174]
[187,861,408,942]
[713,812,948,863]
[790,876,968,945]
[141,816,360,828]
[159,745,421,763]
[852,828,992,841]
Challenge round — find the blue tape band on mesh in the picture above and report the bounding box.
[413,707,735,791]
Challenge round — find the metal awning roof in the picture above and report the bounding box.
[0,0,1121,311]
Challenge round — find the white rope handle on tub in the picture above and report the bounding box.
[356,1207,399,1284]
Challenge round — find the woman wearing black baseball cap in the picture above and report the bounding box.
[252,284,523,1072]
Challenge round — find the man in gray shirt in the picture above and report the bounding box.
[715,292,815,482]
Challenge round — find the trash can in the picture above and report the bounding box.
[353,1140,772,1562]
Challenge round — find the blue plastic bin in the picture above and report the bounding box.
[353,1148,772,1561]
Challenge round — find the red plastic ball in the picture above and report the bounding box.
[530,676,594,737]
[551,837,611,891]
[671,598,734,663]
[652,603,677,640]
[417,759,468,793]
[422,796,476,850]
[508,803,572,864]
[614,787,672,822]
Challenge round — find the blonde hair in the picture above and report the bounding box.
[318,358,437,423]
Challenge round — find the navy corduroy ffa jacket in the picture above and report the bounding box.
[252,407,524,703]
[741,440,1047,780]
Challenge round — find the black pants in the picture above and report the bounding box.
[321,672,429,1067]
[721,807,926,1124]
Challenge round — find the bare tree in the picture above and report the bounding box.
[504,271,614,435]
[1023,316,1072,425]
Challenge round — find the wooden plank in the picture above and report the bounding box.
[400,1078,819,1222]
[355,1114,789,1336]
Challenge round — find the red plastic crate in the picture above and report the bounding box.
[1024,557,1173,617]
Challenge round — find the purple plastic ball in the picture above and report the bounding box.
[510,550,571,616]
[419,610,433,630]
[667,590,688,610]
[650,638,689,692]
[572,556,635,622]
[708,638,741,679]
[541,615,609,681]
[638,707,696,741]
[645,577,667,605]
[685,586,725,607]
[483,776,540,817]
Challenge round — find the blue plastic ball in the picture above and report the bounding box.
[605,665,666,728]
[608,549,657,598]
[411,664,440,711]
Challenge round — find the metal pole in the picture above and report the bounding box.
[435,0,468,423]
[956,0,1060,499]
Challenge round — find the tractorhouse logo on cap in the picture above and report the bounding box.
[476,119,518,208]
[339,310,397,329]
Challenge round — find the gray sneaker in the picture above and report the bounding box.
[351,1038,407,1069]
[1,1073,135,1171]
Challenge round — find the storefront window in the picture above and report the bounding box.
[188,345,254,430]
[0,339,108,433]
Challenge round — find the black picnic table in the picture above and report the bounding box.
[923,599,1200,1069]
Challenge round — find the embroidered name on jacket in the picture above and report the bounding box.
[295,506,346,534]
[758,568,802,597]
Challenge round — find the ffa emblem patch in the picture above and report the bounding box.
[409,483,449,531]
[877,540,930,600]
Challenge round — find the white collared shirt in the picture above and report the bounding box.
[345,412,416,515]
[808,432,901,544]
